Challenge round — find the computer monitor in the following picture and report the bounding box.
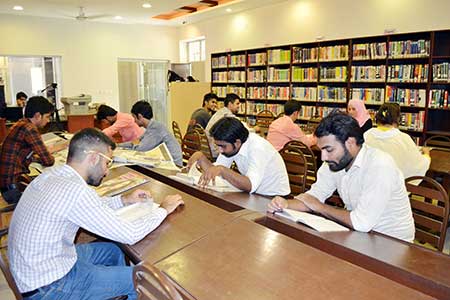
[4,107,24,122]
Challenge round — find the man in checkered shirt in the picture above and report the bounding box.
[8,128,184,299]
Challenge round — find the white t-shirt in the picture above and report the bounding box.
[306,144,415,242]
[215,133,290,196]
[364,127,430,180]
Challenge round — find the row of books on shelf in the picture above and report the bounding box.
[320,66,347,81]
[353,42,387,60]
[385,86,426,107]
[267,86,290,100]
[388,40,430,58]
[247,69,266,82]
[429,89,449,108]
[387,64,428,83]
[351,65,385,82]
[268,49,291,64]
[350,88,385,104]
[212,71,246,82]
[292,67,318,82]
[293,47,318,63]
[212,86,245,98]
[433,62,450,82]
[319,45,349,61]
[212,54,246,68]
[248,53,267,66]
[268,67,290,82]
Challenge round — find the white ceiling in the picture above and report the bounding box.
[0,0,288,26]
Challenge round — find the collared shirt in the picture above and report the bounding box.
[0,118,54,188]
[215,133,290,196]
[131,119,183,166]
[364,127,430,180]
[8,164,167,292]
[306,144,415,242]
[266,116,315,151]
[102,112,144,142]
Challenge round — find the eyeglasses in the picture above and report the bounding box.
[84,150,114,168]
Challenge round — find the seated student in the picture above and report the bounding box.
[267,100,316,151]
[364,103,430,180]
[8,128,184,299]
[347,99,372,133]
[0,96,64,204]
[268,113,415,242]
[122,101,183,166]
[188,117,290,196]
[16,91,28,108]
[96,104,144,142]
[187,92,218,133]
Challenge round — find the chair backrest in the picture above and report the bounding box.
[279,143,308,196]
[256,110,275,128]
[171,121,183,146]
[0,228,22,300]
[284,140,317,190]
[0,118,8,144]
[424,135,450,150]
[276,112,285,119]
[192,126,214,162]
[181,130,202,163]
[133,262,183,300]
[405,176,450,252]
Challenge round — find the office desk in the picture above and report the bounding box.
[155,219,435,300]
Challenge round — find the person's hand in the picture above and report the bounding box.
[122,189,152,205]
[198,165,223,187]
[187,151,205,168]
[267,196,288,213]
[421,146,431,156]
[160,194,184,214]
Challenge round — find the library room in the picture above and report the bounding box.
[0,0,450,299]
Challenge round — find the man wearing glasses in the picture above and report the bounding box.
[8,128,184,299]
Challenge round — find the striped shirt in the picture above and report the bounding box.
[8,164,167,292]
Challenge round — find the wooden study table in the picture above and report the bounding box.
[429,148,450,191]
[155,219,435,300]
[129,165,450,299]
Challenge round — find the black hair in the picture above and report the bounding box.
[224,93,240,107]
[67,128,116,163]
[16,91,28,100]
[24,96,54,118]
[284,100,302,116]
[210,117,249,144]
[131,100,153,120]
[375,103,400,126]
[315,112,364,146]
[96,105,117,121]
[203,93,218,107]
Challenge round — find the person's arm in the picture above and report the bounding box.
[187,151,214,171]
[267,195,312,213]
[102,114,132,137]
[25,127,55,166]
[199,165,252,192]
[133,130,160,152]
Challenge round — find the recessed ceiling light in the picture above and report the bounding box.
[226,8,232,13]
[13,5,24,11]
[114,15,123,20]
[142,3,152,8]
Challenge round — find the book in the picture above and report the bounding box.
[114,201,160,223]
[114,143,179,171]
[94,171,149,197]
[169,162,242,193]
[275,208,349,232]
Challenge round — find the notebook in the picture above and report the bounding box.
[275,208,349,232]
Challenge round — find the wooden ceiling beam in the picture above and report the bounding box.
[179,6,197,13]
[200,0,219,6]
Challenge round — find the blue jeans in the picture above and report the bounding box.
[27,242,137,300]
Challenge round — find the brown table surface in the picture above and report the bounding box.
[155,219,435,300]
[429,148,450,175]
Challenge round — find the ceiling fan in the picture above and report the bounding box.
[71,6,110,21]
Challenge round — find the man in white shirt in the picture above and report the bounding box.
[8,128,184,299]
[188,117,290,196]
[268,113,415,242]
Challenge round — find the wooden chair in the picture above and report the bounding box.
[279,143,308,196]
[181,130,202,164]
[171,121,183,146]
[192,125,214,162]
[256,110,275,129]
[285,141,317,191]
[405,176,449,252]
[276,112,285,119]
[424,135,450,150]
[133,262,183,300]
[0,228,22,300]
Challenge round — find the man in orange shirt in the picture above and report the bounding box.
[96,105,144,143]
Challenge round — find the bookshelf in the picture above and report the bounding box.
[211,30,450,142]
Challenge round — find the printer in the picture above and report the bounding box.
[61,95,92,116]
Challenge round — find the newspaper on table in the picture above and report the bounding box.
[113,143,179,171]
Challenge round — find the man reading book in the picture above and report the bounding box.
[267,113,415,242]
[8,128,184,299]
[188,117,290,196]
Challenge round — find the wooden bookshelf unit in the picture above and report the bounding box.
[211,30,450,143]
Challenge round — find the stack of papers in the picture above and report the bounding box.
[94,171,149,197]
[113,143,179,171]
[276,208,349,232]
[115,201,160,223]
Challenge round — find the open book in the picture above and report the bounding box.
[276,208,349,232]
[114,201,160,223]
[94,171,149,197]
[41,132,68,148]
[169,162,242,193]
[113,143,179,171]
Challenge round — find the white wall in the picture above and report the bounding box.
[178,0,450,79]
[0,14,178,108]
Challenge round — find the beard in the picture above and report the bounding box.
[326,147,353,172]
[222,145,239,158]
[86,164,106,186]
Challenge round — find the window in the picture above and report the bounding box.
[180,37,206,63]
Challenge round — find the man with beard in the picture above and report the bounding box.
[187,117,290,196]
[8,128,184,299]
[268,113,414,242]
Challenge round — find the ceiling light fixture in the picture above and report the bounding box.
[226,8,232,12]
[142,3,152,8]
[13,5,24,11]
[114,15,123,20]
